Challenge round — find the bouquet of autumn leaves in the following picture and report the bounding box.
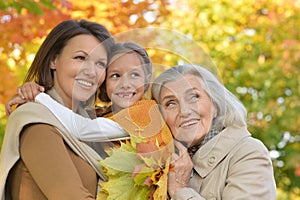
[97,100,174,200]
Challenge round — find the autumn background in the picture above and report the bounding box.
[0,0,299,199]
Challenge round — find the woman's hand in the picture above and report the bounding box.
[5,82,44,116]
[168,141,193,197]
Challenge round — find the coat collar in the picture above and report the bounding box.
[192,126,250,177]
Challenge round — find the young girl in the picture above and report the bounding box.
[7,42,174,199]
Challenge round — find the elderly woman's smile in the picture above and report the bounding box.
[159,74,216,147]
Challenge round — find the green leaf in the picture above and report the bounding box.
[133,165,154,185]
[100,143,143,174]
[100,173,135,200]
[22,0,43,16]
[41,0,55,9]
[129,184,154,199]
[0,0,6,10]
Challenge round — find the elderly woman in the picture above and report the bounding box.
[151,64,277,200]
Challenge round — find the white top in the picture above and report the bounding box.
[35,93,129,142]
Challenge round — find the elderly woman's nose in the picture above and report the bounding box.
[179,102,192,116]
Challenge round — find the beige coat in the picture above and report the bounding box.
[173,126,277,200]
[0,102,107,200]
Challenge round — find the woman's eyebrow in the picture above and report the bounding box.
[73,50,89,55]
[185,87,201,94]
[161,94,175,101]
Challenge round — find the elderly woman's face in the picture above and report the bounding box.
[159,74,216,147]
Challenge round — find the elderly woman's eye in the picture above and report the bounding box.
[191,93,200,100]
[165,101,176,109]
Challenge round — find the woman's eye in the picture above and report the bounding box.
[74,56,85,61]
[96,61,106,68]
[164,101,176,109]
[190,93,200,101]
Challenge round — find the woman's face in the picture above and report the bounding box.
[159,74,216,147]
[106,52,146,113]
[51,34,107,109]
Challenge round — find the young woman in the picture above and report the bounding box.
[151,64,277,199]
[0,19,124,199]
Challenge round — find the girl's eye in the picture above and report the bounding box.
[111,73,120,78]
[130,72,140,78]
[74,56,86,61]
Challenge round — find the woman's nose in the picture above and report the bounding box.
[82,62,97,77]
[179,102,192,117]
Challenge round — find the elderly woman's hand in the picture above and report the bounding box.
[168,141,194,197]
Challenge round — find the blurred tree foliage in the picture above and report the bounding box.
[0,0,299,199]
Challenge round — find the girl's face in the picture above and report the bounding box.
[106,52,146,113]
[159,74,216,147]
[51,34,107,109]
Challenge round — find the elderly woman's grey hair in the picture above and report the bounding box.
[151,64,247,131]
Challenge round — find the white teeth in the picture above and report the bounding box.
[180,120,199,127]
[117,93,133,99]
[77,80,92,87]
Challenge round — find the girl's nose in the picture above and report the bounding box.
[119,76,131,89]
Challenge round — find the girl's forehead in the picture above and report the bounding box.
[108,53,144,70]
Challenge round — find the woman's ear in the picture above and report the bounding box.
[50,55,58,69]
[213,104,218,118]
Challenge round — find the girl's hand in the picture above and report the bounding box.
[5,95,26,116]
[17,82,45,101]
[6,82,44,116]
[168,141,193,197]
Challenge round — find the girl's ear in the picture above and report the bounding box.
[50,55,58,70]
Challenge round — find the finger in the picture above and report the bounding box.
[5,102,12,116]
[174,141,188,155]
[21,84,31,100]
[29,83,40,101]
[17,87,25,99]
[38,85,45,92]
[172,152,180,159]
[21,82,35,101]
[5,95,26,116]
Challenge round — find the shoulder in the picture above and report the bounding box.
[10,102,51,117]
[222,126,270,155]
[236,135,270,156]
[225,133,273,171]
[215,126,271,164]
[7,102,64,131]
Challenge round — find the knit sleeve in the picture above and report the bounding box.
[35,93,129,142]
